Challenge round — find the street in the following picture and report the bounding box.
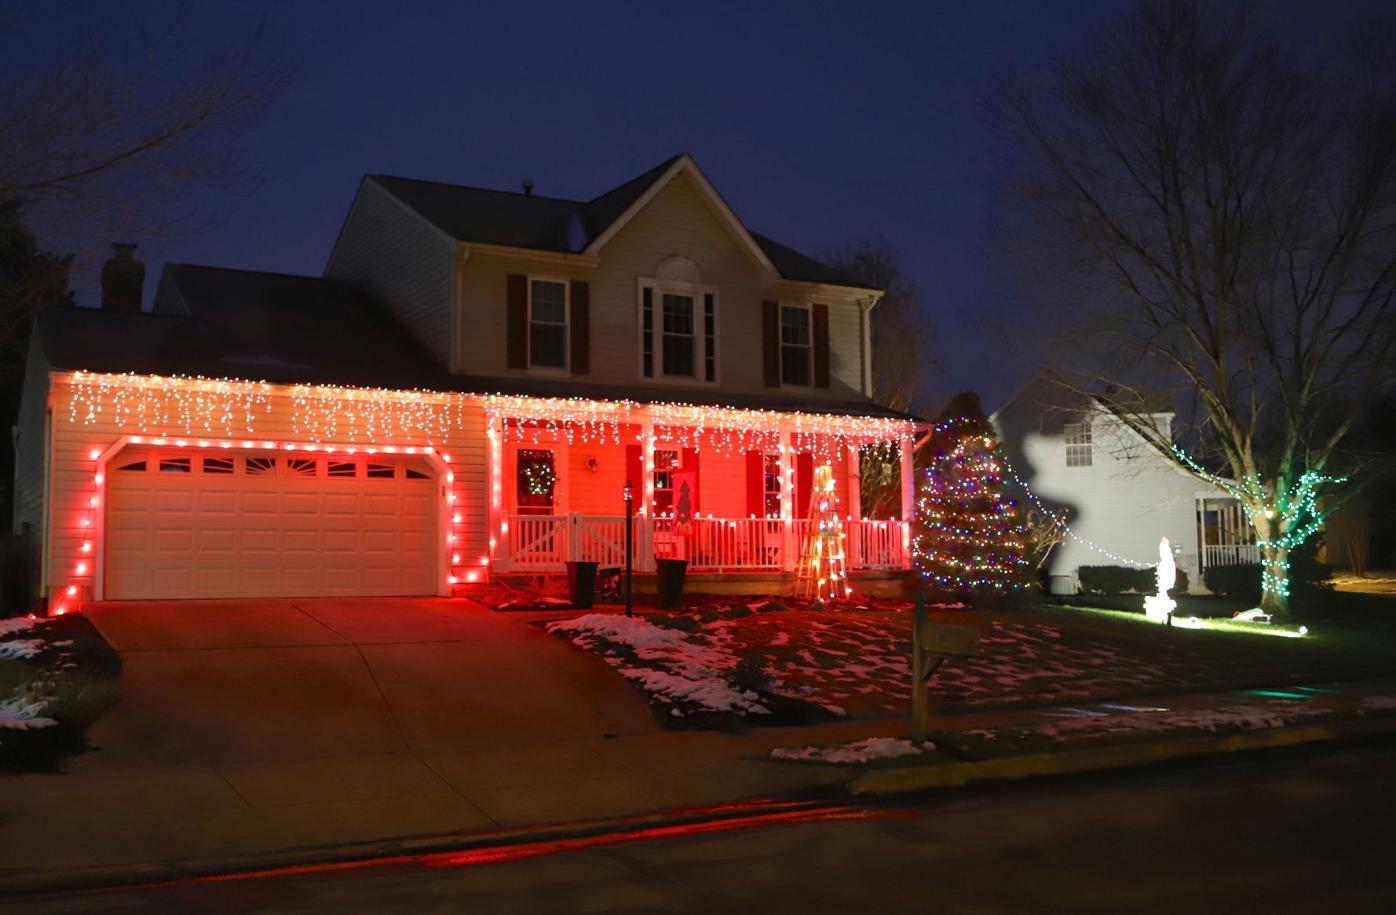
[11,740,1396,914]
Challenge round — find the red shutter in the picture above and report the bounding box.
[683,448,700,512]
[507,274,528,369]
[762,300,781,387]
[626,444,643,504]
[795,452,813,518]
[570,280,590,375]
[745,450,764,517]
[813,303,830,388]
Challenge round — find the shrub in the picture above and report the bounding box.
[730,655,774,695]
[1078,565,1152,595]
[1203,563,1262,600]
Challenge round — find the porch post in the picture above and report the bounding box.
[487,414,504,571]
[780,420,796,572]
[639,412,655,572]
[847,444,862,571]
[899,432,915,568]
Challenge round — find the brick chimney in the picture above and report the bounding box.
[100,242,144,312]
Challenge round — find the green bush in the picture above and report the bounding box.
[1078,565,1151,595]
[1203,563,1262,600]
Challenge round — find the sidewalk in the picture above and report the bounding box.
[4,670,1396,894]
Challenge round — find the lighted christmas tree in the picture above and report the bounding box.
[795,463,851,602]
[913,392,1029,594]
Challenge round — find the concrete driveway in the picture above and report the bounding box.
[82,598,659,768]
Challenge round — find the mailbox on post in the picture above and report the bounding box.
[910,605,981,743]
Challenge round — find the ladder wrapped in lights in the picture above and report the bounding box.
[795,463,850,602]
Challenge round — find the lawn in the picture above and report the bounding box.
[0,613,122,772]
[542,593,1396,729]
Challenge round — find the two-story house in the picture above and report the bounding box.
[991,374,1256,594]
[13,154,917,611]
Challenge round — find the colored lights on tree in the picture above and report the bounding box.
[796,463,850,601]
[913,396,1029,593]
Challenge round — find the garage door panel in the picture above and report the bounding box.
[105,450,440,599]
[242,492,279,514]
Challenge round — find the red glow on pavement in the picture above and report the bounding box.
[149,800,903,889]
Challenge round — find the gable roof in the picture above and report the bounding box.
[37,265,458,391]
[36,264,913,421]
[366,154,868,289]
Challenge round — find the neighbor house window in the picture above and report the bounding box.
[639,281,718,381]
[780,304,812,386]
[528,278,568,369]
[1064,422,1093,467]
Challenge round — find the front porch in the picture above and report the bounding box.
[498,513,910,573]
[1197,497,1260,570]
[482,396,916,581]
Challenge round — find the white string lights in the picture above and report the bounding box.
[67,371,273,437]
[291,385,468,444]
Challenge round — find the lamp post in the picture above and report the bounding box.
[623,478,634,618]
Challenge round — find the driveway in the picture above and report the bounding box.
[82,598,659,768]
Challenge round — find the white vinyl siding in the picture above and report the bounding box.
[325,178,456,368]
[457,170,864,397]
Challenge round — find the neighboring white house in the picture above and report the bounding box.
[991,375,1257,594]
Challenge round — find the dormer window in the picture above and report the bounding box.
[639,261,717,383]
[528,278,568,370]
[780,304,812,386]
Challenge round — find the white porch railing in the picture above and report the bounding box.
[495,513,909,574]
[1204,543,1261,567]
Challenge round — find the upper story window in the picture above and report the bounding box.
[1064,421,1093,467]
[640,258,717,383]
[529,278,568,370]
[780,304,812,386]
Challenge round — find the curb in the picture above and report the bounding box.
[849,714,1396,795]
[0,798,829,900]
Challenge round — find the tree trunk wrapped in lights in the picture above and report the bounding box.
[913,393,1029,595]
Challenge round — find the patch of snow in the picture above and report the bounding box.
[0,697,56,731]
[620,667,769,715]
[0,639,45,660]
[52,639,74,647]
[549,613,686,650]
[0,616,39,637]
[1360,696,1396,713]
[771,737,933,764]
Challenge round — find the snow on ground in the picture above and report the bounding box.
[548,613,772,716]
[0,696,56,731]
[0,616,39,638]
[771,737,934,764]
[967,700,1335,744]
[1360,696,1396,713]
[0,639,46,660]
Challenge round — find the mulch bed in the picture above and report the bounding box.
[0,613,122,772]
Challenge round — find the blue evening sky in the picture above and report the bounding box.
[18,0,1393,410]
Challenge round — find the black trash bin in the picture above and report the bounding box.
[566,561,599,609]
[655,558,689,609]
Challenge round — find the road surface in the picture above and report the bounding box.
[9,740,1396,914]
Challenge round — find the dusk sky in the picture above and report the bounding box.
[20,0,1394,410]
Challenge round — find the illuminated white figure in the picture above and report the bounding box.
[1143,536,1177,623]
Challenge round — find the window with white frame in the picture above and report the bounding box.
[528,278,568,369]
[780,304,812,386]
[1064,421,1093,467]
[762,452,782,517]
[640,281,717,381]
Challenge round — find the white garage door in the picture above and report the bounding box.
[104,449,440,599]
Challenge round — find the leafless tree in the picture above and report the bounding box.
[825,240,935,518]
[0,2,292,236]
[992,0,1396,618]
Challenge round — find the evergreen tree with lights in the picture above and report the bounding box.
[913,392,1029,595]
